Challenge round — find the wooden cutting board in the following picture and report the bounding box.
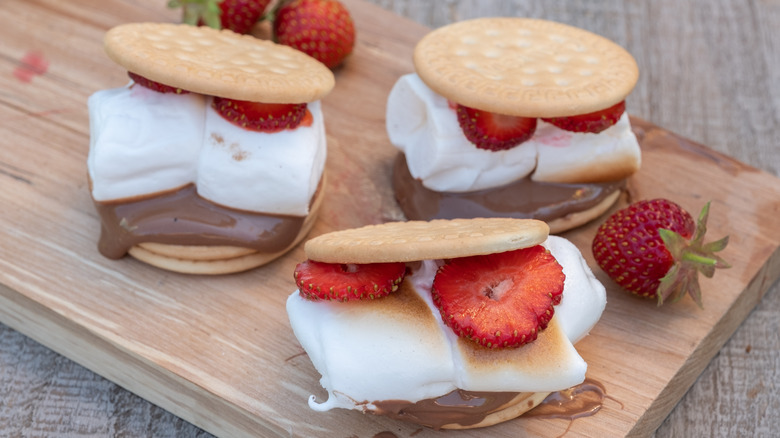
[1,0,778,437]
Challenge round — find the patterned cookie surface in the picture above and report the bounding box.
[104,22,334,103]
[413,18,638,117]
[304,218,549,263]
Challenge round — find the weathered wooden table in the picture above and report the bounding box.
[1,0,778,437]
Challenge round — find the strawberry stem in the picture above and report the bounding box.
[656,202,730,308]
[681,251,720,266]
[169,0,223,29]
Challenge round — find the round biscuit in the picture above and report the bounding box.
[413,18,638,117]
[135,243,257,261]
[104,22,335,103]
[547,189,621,234]
[129,245,279,275]
[304,218,549,264]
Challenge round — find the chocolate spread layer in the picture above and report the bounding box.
[525,378,607,420]
[392,153,624,222]
[94,184,306,259]
[372,389,522,429]
[371,378,607,430]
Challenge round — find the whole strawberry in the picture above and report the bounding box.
[272,0,356,68]
[172,0,271,34]
[592,199,729,307]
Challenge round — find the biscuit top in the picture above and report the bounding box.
[304,218,549,263]
[413,18,638,117]
[104,22,335,103]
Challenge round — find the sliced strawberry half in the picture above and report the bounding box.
[543,100,625,133]
[431,245,565,349]
[456,104,537,151]
[294,260,406,302]
[212,97,308,133]
[128,72,189,94]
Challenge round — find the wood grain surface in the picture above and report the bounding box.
[0,0,778,437]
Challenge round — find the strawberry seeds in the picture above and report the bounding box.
[212,97,309,133]
[432,246,565,349]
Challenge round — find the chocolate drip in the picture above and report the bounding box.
[372,390,521,429]
[392,153,624,222]
[94,184,305,259]
[370,378,609,430]
[525,378,607,420]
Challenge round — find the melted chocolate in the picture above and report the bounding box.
[372,390,522,430]
[94,184,305,259]
[371,379,610,430]
[525,378,607,420]
[392,154,624,222]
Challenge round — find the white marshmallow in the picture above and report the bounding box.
[88,84,205,201]
[546,236,607,343]
[386,74,537,192]
[197,100,326,216]
[385,73,640,192]
[87,84,326,216]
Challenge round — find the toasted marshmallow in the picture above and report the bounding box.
[385,73,640,192]
[87,84,326,216]
[286,235,606,411]
[289,270,458,410]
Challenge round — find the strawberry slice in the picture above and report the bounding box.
[431,245,565,349]
[294,260,406,302]
[542,100,625,133]
[128,72,189,94]
[212,97,308,133]
[456,104,537,151]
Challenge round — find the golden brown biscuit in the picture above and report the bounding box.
[413,17,638,117]
[304,218,549,264]
[104,22,335,103]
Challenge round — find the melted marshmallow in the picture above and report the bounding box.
[385,73,640,192]
[286,236,606,411]
[87,83,326,216]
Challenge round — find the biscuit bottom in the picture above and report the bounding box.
[372,390,550,430]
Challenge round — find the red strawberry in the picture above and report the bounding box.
[173,0,271,34]
[272,0,356,69]
[217,0,271,34]
[456,104,538,151]
[542,100,625,134]
[592,199,730,307]
[294,260,406,301]
[212,97,308,132]
[128,72,189,94]
[431,246,565,349]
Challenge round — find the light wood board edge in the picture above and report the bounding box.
[629,245,780,437]
[0,283,284,438]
